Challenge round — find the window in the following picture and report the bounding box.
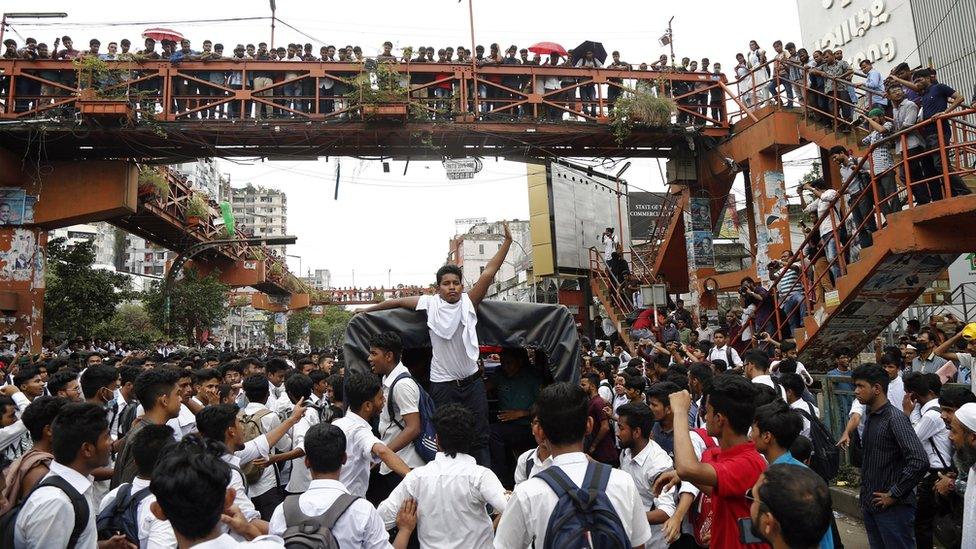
[479,244,484,254]
[498,243,502,250]
[153,266,164,275]
[143,266,152,274]
[157,252,166,260]
[480,266,486,274]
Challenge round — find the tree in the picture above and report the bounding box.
[92,302,164,347]
[309,306,354,349]
[44,237,132,340]
[143,268,229,344]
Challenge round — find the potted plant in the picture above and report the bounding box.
[184,194,210,227]
[137,170,170,199]
[610,90,677,144]
[268,262,284,279]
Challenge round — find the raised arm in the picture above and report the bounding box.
[934,330,964,363]
[467,222,513,307]
[360,296,421,314]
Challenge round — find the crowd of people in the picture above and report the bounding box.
[1,35,731,124]
[0,219,972,549]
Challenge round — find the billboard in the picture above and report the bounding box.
[547,162,630,272]
[628,192,669,241]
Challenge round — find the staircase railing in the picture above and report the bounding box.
[746,106,976,349]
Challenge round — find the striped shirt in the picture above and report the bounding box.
[859,401,928,509]
[861,128,895,175]
[775,266,802,299]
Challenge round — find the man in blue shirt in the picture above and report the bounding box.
[751,400,835,548]
[913,68,970,199]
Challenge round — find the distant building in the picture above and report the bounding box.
[303,269,332,290]
[174,159,222,200]
[448,219,531,299]
[229,184,289,257]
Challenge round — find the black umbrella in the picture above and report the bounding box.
[572,40,608,65]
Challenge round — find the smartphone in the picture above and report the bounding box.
[737,517,765,545]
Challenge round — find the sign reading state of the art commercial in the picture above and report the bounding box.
[628,192,669,241]
[795,0,921,75]
[443,158,483,180]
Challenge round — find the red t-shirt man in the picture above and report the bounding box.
[585,395,619,465]
[701,441,768,548]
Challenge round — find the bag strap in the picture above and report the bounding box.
[525,455,535,479]
[282,494,312,527]
[321,493,359,530]
[583,461,611,494]
[536,466,582,507]
[386,372,413,430]
[38,475,89,548]
[924,406,951,469]
[115,483,133,507]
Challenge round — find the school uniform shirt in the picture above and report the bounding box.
[377,452,507,549]
[513,446,552,486]
[223,434,271,531]
[416,294,479,382]
[707,344,742,368]
[284,408,320,494]
[14,460,98,549]
[97,476,177,549]
[269,479,390,549]
[914,399,953,470]
[188,533,284,548]
[791,399,820,439]
[378,363,424,473]
[494,452,652,549]
[619,442,677,549]
[242,402,291,498]
[332,410,383,497]
[598,380,614,404]
[751,375,787,400]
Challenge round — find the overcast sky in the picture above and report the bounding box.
[7,0,807,287]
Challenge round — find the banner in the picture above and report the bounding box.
[628,192,669,241]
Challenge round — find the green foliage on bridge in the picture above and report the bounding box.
[143,269,229,344]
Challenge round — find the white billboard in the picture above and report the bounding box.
[796,0,920,75]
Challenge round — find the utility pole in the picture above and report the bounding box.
[269,0,277,49]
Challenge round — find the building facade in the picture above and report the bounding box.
[302,269,332,290]
[796,0,975,105]
[174,159,223,200]
[229,184,289,257]
[448,219,532,297]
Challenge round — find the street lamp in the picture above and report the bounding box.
[0,12,68,46]
[286,254,302,279]
[163,235,298,335]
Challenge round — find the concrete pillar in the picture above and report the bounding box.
[747,151,791,285]
[0,228,46,351]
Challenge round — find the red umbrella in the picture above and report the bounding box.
[528,42,567,57]
[142,27,185,43]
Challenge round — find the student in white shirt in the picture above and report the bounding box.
[780,373,819,439]
[194,399,308,537]
[191,368,222,410]
[368,332,425,501]
[97,424,177,549]
[269,422,416,549]
[379,404,508,548]
[495,383,652,549]
[513,412,553,486]
[332,372,411,498]
[15,402,131,549]
[744,350,787,401]
[616,403,676,549]
[361,222,514,466]
[270,374,321,495]
[707,329,742,369]
[148,441,285,548]
[238,375,291,520]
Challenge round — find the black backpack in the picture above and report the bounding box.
[0,475,90,549]
[535,462,630,549]
[96,483,152,543]
[796,403,840,481]
[281,493,358,549]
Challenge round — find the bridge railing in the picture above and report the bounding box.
[0,58,732,130]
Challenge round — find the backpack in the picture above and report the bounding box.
[238,408,274,485]
[795,403,840,481]
[116,401,139,440]
[0,475,90,549]
[535,462,630,549]
[96,483,152,543]
[281,493,358,549]
[387,372,438,462]
[690,428,718,547]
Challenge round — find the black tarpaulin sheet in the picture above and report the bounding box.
[343,300,581,383]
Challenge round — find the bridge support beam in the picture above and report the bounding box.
[185,259,268,288]
[0,228,46,351]
[744,150,792,284]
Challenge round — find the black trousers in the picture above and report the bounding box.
[916,468,951,549]
[430,376,490,466]
[251,486,285,521]
[489,421,535,489]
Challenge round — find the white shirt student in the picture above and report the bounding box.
[241,401,292,501]
[14,460,99,548]
[416,293,480,383]
[98,475,177,549]
[790,398,820,440]
[751,375,788,401]
[619,441,677,549]
[378,363,424,472]
[136,402,196,441]
[269,479,391,549]
[915,398,953,470]
[377,452,508,548]
[187,533,284,548]
[332,410,384,497]
[513,446,552,486]
[494,452,652,549]
[284,407,320,494]
[223,433,271,528]
[707,343,742,369]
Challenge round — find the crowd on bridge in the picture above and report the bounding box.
[0,220,973,549]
